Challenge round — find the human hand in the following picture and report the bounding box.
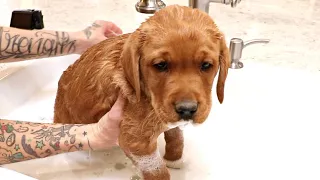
[76,20,123,54]
[88,94,125,150]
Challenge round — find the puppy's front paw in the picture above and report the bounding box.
[163,158,184,169]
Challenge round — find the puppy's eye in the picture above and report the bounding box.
[153,62,168,72]
[201,62,212,71]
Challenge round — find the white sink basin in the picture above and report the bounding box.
[1,56,320,180]
[0,167,37,180]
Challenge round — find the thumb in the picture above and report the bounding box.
[97,93,125,130]
[108,93,125,120]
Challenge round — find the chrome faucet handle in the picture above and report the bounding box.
[229,38,270,69]
[136,0,242,15]
[222,0,242,7]
[135,0,166,14]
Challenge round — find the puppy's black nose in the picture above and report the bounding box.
[175,101,198,120]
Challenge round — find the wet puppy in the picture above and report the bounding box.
[54,5,230,180]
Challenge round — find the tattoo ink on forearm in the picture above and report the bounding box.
[83,23,101,39]
[0,27,77,61]
[0,119,93,165]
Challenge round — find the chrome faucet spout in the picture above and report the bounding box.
[189,0,210,13]
[189,0,242,13]
[229,38,271,69]
[135,0,242,14]
[244,39,270,48]
[135,0,166,14]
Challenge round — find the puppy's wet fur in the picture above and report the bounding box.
[54,5,230,180]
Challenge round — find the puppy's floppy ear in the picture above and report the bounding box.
[216,35,230,104]
[120,31,143,101]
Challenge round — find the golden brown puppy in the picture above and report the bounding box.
[54,5,230,180]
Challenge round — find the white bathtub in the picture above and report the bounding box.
[1,55,320,180]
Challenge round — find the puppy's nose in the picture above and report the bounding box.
[175,101,198,120]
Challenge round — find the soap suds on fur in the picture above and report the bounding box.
[130,150,163,172]
[167,120,191,130]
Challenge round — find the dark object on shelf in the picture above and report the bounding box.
[10,9,44,30]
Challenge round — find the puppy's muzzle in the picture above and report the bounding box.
[175,100,198,120]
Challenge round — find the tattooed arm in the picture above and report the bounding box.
[0,120,95,164]
[0,20,122,63]
[0,94,124,165]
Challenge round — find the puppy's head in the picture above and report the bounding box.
[121,5,230,126]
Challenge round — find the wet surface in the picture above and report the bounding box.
[114,163,126,170]
[130,175,141,180]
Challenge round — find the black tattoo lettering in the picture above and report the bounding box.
[0,27,77,60]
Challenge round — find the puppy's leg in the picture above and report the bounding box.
[164,127,184,169]
[119,133,170,180]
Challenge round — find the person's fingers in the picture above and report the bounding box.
[90,20,122,39]
[112,26,123,34]
[92,20,122,33]
[103,22,123,36]
[107,22,123,34]
[105,30,119,38]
